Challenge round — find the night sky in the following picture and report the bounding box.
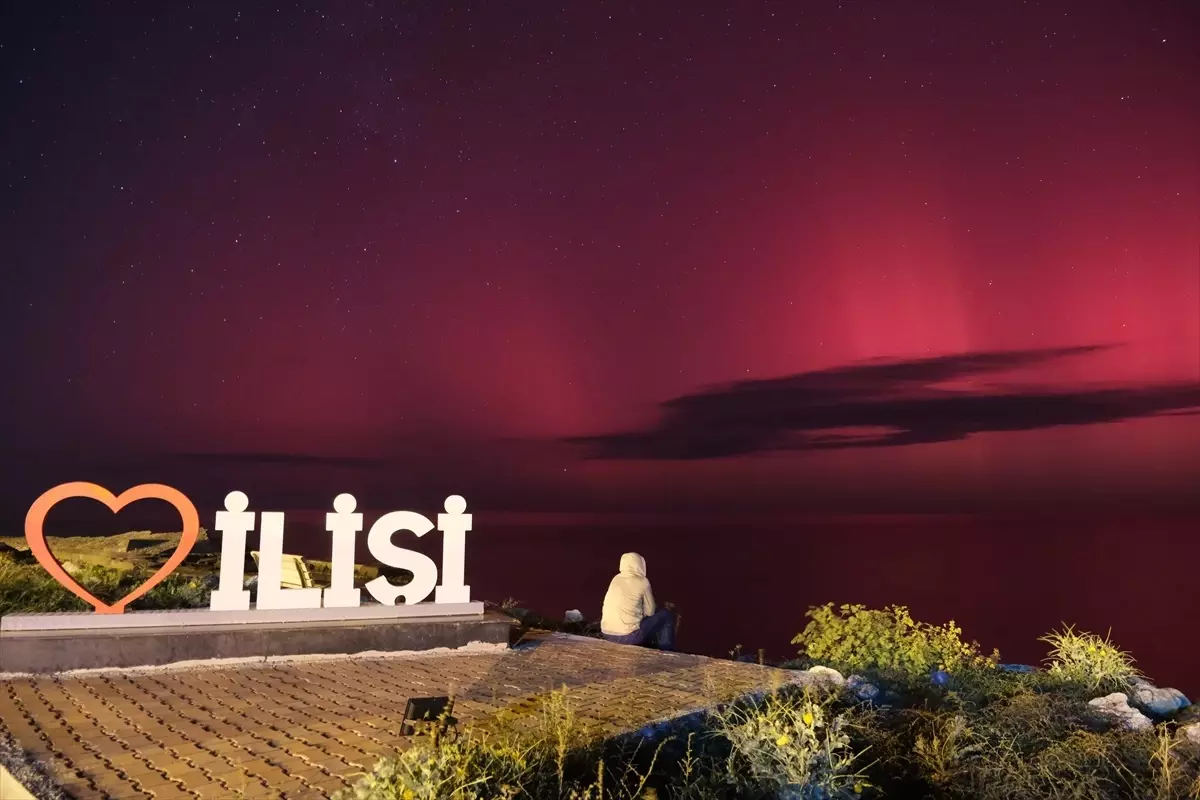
[1,0,1197,519]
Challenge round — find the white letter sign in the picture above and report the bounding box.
[210,491,253,611]
[207,493,470,611]
[435,495,471,603]
[20,483,477,622]
[322,493,363,608]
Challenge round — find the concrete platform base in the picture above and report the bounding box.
[0,611,513,674]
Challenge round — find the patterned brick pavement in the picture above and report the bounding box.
[0,633,811,799]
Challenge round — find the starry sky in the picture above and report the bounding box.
[1,0,1197,518]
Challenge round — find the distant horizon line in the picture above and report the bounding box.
[189,509,1200,526]
[4,504,1195,529]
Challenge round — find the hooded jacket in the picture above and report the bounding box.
[600,552,656,636]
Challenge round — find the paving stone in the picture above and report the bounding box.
[0,632,811,798]
[141,784,197,800]
[191,783,238,800]
[57,785,106,800]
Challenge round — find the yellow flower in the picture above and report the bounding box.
[802,710,814,726]
[775,734,790,746]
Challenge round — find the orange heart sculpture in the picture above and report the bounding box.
[24,482,200,614]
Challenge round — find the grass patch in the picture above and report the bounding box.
[340,605,1199,799]
[1040,625,1143,693]
[0,555,211,615]
[337,685,876,800]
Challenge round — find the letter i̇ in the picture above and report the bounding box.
[209,491,253,611]
[434,494,471,603]
[322,493,362,608]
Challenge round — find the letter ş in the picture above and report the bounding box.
[210,492,471,609]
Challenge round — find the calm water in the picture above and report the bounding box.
[272,513,1198,698]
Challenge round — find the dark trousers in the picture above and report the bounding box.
[603,609,676,651]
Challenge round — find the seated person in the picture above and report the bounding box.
[600,552,676,651]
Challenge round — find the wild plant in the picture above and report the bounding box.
[1040,625,1142,693]
[713,686,873,798]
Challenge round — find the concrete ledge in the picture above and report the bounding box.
[1,601,485,631]
[0,611,513,674]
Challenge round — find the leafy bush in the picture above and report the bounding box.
[339,729,539,800]
[1040,625,1142,693]
[714,687,872,799]
[792,604,998,682]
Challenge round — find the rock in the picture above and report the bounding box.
[1174,705,1200,725]
[998,664,1037,674]
[1127,682,1190,719]
[0,541,36,564]
[804,665,846,689]
[1178,723,1200,748]
[778,786,844,800]
[629,710,707,745]
[1088,692,1153,731]
[847,675,881,703]
[633,721,670,740]
[563,609,584,623]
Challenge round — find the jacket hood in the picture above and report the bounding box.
[618,552,647,578]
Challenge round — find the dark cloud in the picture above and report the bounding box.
[567,346,1200,460]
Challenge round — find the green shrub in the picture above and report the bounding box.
[791,604,998,682]
[335,688,670,800]
[1040,625,1142,693]
[337,729,539,800]
[713,687,872,798]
